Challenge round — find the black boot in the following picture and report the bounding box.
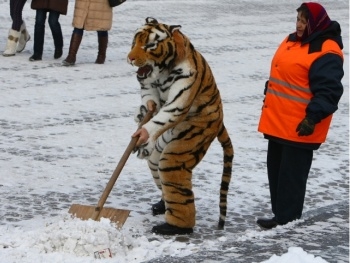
[50,19,63,59]
[152,199,166,215]
[256,218,285,230]
[54,48,63,59]
[152,223,193,235]
[31,20,44,61]
[29,54,42,61]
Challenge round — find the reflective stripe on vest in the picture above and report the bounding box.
[267,77,311,104]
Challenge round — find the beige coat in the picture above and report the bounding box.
[72,0,113,31]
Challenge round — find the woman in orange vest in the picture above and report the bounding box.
[257,2,344,229]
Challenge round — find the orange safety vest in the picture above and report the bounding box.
[258,37,343,143]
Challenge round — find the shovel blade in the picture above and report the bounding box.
[68,204,130,228]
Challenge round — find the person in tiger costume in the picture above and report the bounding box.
[128,17,234,235]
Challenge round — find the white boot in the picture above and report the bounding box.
[16,22,30,53]
[3,29,20,57]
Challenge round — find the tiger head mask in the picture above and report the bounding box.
[127,17,189,80]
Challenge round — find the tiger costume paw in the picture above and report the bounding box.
[134,140,155,159]
[134,105,148,123]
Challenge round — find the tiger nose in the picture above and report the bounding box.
[127,55,135,65]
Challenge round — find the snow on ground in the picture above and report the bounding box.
[0,0,348,262]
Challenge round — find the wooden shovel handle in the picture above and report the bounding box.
[92,109,154,219]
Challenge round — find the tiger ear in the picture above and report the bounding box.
[146,17,158,25]
[172,29,187,63]
[169,25,181,33]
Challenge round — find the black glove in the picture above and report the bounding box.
[264,80,269,95]
[296,117,315,136]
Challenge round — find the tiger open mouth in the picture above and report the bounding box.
[137,65,153,79]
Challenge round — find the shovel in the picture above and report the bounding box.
[68,109,154,228]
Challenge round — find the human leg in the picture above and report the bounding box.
[4,0,27,56]
[274,145,313,223]
[29,9,46,61]
[266,140,283,215]
[10,0,14,24]
[17,21,31,53]
[62,28,83,66]
[10,0,26,31]
[95,31,108,64]
[257,143,313,229]
[48,11,63,59]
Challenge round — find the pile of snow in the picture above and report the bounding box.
[0,214,203,263]
[261,247,329,263]
[0,214,330,263]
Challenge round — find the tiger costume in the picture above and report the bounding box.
[127,17,234,235]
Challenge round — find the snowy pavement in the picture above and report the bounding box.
[0,0,348,262]
[145,201,349,263]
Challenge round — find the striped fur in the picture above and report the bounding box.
[128,17,234,229]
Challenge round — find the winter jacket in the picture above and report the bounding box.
[72,0,113,31]
[31,0,68,15]
[258,21,344,148]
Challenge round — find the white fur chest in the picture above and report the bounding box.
[138,60,193,110]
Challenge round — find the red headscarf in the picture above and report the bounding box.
[302,2,331,38]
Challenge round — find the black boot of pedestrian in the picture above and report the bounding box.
[256,218,285,230]
[29,54,42,61]
[54,48,63,59]
[152,199,166,215]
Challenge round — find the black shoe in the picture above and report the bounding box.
[152,199,166,215]
[152,223,193,235]
[29,54,42,61]
[257,218,284,230]
[54,48,63,59]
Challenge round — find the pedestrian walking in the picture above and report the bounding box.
[62,0,112,66]
[3,0,30,56]
[29,0,69,61]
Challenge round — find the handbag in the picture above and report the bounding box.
[109,0,126,7]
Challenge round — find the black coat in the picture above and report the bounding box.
[31,0,68,15]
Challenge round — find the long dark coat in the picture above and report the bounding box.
[31,0,69,15]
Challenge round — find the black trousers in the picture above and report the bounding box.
[34,10,63,55]
[10,0,27,31]
[267,140,313,224]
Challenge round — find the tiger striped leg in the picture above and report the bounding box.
[148,139,165,215]
[148,150,162,191]
[160,167,196,228]
[158,138,213,229]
